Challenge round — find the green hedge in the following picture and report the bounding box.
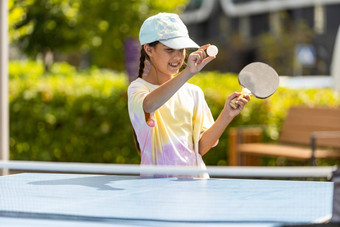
[189,72,340,165]
[9,61,340,165]
[10,61,137,164]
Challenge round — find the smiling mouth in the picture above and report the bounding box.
[169,63,180,68]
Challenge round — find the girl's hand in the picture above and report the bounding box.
[225,92,251,118]
[186,44,215,75]
[145,112,155,127]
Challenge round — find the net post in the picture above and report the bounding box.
[310,134,316,166]
[331,168,340,223]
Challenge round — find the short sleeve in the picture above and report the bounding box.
[127,80,148,126]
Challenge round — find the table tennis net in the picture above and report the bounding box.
[0,161,339,226]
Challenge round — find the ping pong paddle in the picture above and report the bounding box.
[230,62,279,109]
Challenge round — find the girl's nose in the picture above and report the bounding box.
[173,49,184,59]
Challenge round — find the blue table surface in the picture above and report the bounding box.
[0,173,334,227]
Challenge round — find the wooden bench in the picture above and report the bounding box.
[228,106,340,166]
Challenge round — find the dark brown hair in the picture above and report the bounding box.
[137,41,159,78]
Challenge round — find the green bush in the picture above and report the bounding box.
[10,61,138,164]
[189,73,340,166]
[9,61,340,166]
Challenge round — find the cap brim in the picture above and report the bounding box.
[160,37,199,49]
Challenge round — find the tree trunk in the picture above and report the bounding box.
[43,49,54,72]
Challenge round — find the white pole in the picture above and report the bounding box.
[331,26,340,93]
[0,0,9,175]
[0,161,337,178]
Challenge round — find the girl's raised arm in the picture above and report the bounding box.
[143,45,215,114]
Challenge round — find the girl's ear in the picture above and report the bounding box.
[144,44,153,57]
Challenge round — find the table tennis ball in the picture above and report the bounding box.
[207,45,218,57]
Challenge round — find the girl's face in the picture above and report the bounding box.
[147,43,186,76]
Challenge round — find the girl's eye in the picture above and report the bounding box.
[166,49,174,52]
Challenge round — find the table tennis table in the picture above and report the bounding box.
[0,172,334,226]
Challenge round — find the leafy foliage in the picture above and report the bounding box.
[9,0,85,71]
[10,60,137,163]
[189,72,340,166]
[9,61,340,166]
[9,0,188,70]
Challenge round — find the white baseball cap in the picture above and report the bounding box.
[139,13,199,49]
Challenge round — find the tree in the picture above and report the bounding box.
[9,0,85,71]
[9,0,188,71]
[78,0,187,70]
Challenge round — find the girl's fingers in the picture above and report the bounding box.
[226,92,250,111]
[187,44,215,73]
[243,94,251,101]
[235,95,250,107]
[201,56,215,66]
[194,49,206,64]
[227,92,241,101]
[199,44,211,50]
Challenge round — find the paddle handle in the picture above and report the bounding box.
[230,98,239,109]
[229,88,251,109]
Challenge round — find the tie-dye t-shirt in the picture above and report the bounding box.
[127,78,216,178]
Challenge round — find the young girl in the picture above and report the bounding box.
[128,13,250,178]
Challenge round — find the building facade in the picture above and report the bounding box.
[181,0,340,76]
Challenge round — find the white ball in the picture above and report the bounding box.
[207,45,218,57]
